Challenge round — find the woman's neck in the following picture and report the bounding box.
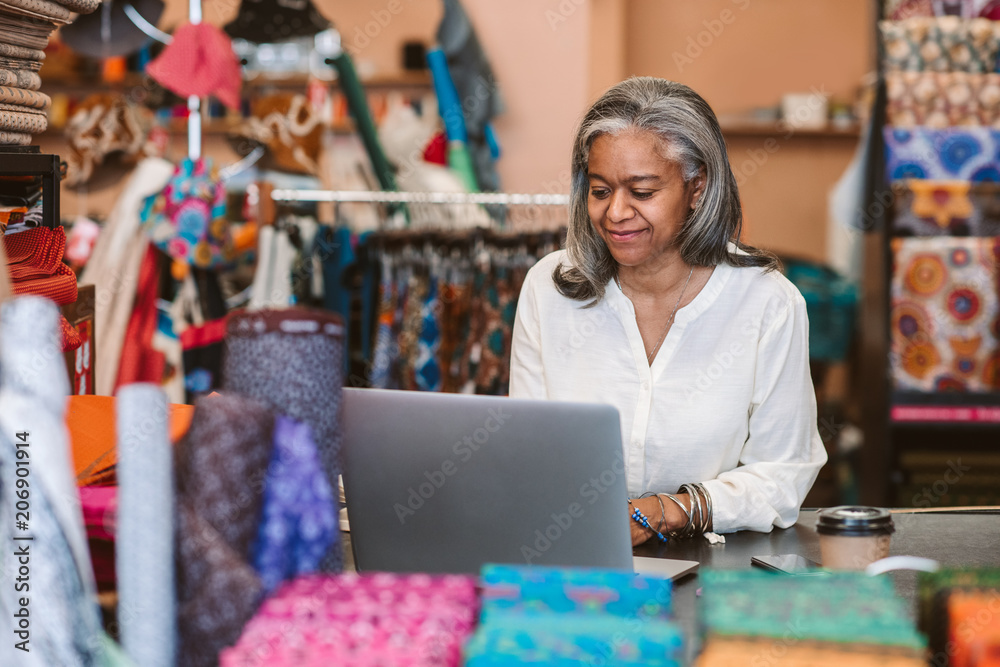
[617,253,693,300]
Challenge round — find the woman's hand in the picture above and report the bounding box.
[628,494,693,546]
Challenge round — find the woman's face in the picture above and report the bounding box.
[587,130,704,274]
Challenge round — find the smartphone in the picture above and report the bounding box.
[750,554,825,575]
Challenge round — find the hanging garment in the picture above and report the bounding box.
[0,297,103,666]
[891,180,1000,236]
[884,126,1000,182]
[880,17,1000,73]
[370,259,398,389]
[890,236,1000,392]
[438,276,472,393]
[887,71,1000,128]
[415,268,442,391]
[115,383,176,667]
[113,243,165,392]
[399,269,429,391]
[223,0,329,44]
[317,225,355,373]
[248,224,295,310]
[146,22,242,110]
[81,157,175,396]
[252,416,338,595]
[230,94,323,175]
[175,392,274,667]
[64,94,151,187]
[140,158,236,270]
[222,307,346,572]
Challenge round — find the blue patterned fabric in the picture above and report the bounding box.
[884,126,1000,182]
[252,416,339,595]
[415,272,442,391]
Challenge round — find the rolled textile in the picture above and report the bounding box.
[0,85,50,109]
[0,41,44,60]
[175,392,274,667]
[0,129,30,145]
[0,297,103,666]
[880,17,1000,73]
[0,107,46,133]
[223,307,346,571]
[0,67,41,89]
[0,0,72,22]
[56,0,98,13]
[115,383,176,667]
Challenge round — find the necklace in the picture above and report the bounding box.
[616,265,695,364]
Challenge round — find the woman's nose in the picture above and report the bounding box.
[607,190,634,222]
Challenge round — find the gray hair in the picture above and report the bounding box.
[554,77,777,304]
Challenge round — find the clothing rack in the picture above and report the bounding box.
[264,187,570,232]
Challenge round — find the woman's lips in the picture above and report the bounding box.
[608,228,645,241]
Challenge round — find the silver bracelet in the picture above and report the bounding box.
[662,492,692,537]
[678,483,713,537]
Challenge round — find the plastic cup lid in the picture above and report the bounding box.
[816,505,895,535]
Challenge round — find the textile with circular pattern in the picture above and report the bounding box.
[884,126,1000,182]
[140,158,235,270]
[891,236,1000,392]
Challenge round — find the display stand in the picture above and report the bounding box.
[860,2,1000,507]
[0,146,61,229]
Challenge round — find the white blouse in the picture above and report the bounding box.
[509,249,827,533]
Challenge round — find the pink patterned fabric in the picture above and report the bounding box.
[220,573,479,666]
[146,22,241,110]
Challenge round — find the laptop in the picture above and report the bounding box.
[341,387,698,580]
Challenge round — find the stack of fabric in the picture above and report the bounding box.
[918,567,1000,666]
[0,173,41,232]
[697,570,927,666]
[0,0,99,146]
[2,222,80,349]
[220,572,479,666]
[464,564,682,665]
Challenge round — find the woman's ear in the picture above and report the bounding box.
[690,166,707,210]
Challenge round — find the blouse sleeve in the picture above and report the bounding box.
[700,294,828,533]
[508,267,547,399]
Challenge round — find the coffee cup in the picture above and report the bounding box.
[816,506,894,570]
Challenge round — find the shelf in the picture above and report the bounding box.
[890,391,1000,425]
[718,116,861,139]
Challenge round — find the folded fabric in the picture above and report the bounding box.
[0,0,71,22]
[9,264,76,305]
[887,71,1000,128]
[56,0,99,13]
[175,392,275,667]
[252,416,338,595]
[0,41,43,60]
[139,157,235,269]
[66,394,195,487]
[78,486,116,590]
[890,236,1000,392]
[0,85,51,109]
[146,22,241,111]
[4,226,66,279]
[892,180,1000,236]
[0,12,51,51]
[0,106,46,133]
[221,573,478,667]
[0,128,29,145]
[884,126,1000,182]
[885,0,934,19]
[880,17,1000,73]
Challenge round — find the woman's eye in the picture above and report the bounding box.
[590,188,610,199]
[632,191,654,200]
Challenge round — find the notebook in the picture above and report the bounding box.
[341,388,698,579]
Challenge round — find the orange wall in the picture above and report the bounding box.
[624,0,874,115]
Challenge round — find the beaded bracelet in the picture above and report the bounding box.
[627,500,669,543]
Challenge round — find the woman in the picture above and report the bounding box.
[509,77,827,546]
